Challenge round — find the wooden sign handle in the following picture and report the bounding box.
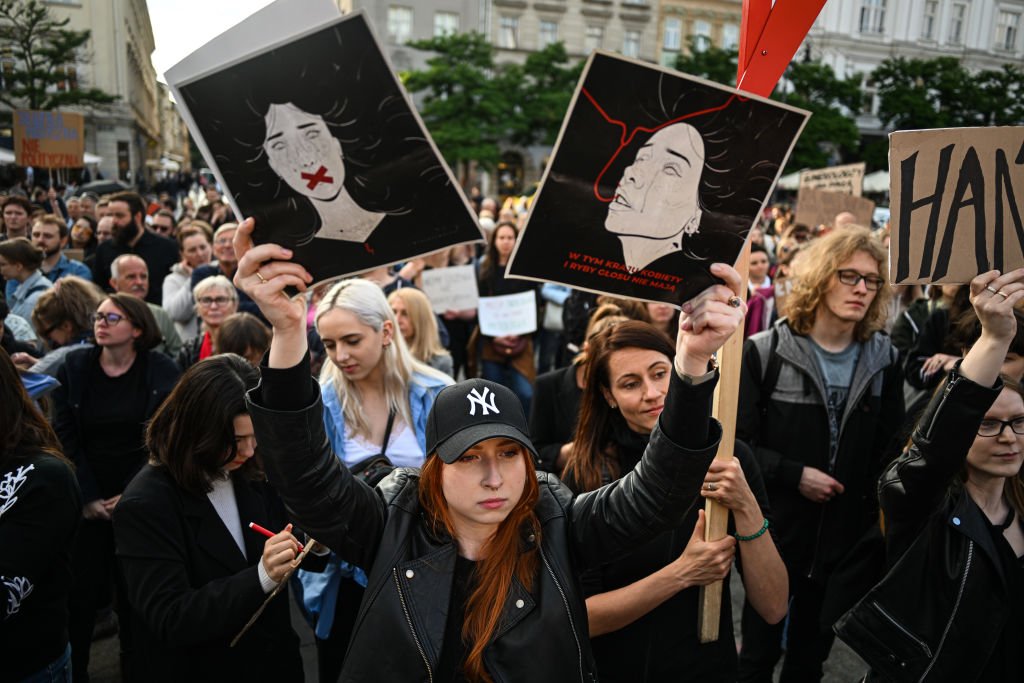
[698,241,750,643]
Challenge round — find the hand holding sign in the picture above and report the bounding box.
[675,263,747,377]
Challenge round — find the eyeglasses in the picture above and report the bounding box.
[93,312,126,326]
[837,269,885,292]
[198,295,232,307]
[977,417,1024,438]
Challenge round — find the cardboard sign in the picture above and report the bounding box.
[798,162,865,196]
[477,291,537,337]
[506,51,808,306]
[420,265,480,313]
[890,126,1024,285]
[166,5,483,289]
[795,187,875,230]
[13,110,85,168]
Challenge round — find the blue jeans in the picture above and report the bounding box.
[19,643,72,683]
[481,360,533,416]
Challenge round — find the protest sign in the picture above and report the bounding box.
[798,162,865,196]
[890,126,1024,285]
[166,6,483,289]
[795,187,875,230]
[13,110,84,168]
[506,51,808,306]
[420,265,480,313]
[477,292,537,337]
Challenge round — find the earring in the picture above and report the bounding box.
[609,402,617,409]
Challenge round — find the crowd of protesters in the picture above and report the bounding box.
[2,178,1022,683]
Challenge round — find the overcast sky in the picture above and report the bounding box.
[147,0,276,81]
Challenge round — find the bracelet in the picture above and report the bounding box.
[733,518,770,542]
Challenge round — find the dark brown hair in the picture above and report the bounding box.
[106,191,146,223]
[32,276,105,341]
[146,354,262,495]
[217,312,271,360]
[0,237,44,270]
[177,222,213,248]
[419,451,540,683]
[104,294,161,351]
[950,307,1024,360]
[0,348,68,467]
[479,221,518,282]
[563,320,674,492]
[34,213,69,239]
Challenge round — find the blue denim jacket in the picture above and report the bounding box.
[294,370,449,638]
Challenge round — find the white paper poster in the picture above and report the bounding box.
[477,292,537,336]
[420,265,480,313]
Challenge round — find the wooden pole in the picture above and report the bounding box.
[698,241,750,643]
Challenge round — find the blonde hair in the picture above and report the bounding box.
[387,288,450,366]
[316,279,451,439]
[786,226,891,343]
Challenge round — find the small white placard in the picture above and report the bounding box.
[477,291,537,337]
[420,265,480,313]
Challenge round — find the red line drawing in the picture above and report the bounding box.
[580,88,743,203]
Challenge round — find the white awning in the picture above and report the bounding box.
[776,171,801,191]
[862,170,889,194]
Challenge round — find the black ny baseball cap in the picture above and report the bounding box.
[425,379,538,464]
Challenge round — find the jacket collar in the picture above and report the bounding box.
[948,490,1007,587]
[180,474,265,574]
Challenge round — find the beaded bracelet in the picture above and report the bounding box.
[733,518,770,542]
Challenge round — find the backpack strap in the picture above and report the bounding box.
[758,326,782,415]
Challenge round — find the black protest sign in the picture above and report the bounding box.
[890,127,1024,284]
[169,11,482,288]
[506,52,808,306]
[795,187,875,230]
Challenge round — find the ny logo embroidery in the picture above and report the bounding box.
[467,387,500,416]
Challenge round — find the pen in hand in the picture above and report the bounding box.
[248,522,305,553]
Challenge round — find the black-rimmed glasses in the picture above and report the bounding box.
[978,417,1024,438]
[93,312,126,326]
[837,269,885,291]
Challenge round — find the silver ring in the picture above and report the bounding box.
[986,285,1000,295]
[255,271,267,284]
[706,482,716,491]
[727,296,743,308]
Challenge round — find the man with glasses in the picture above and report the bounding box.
[32,214,92,284]
[735,227,904,682]
[109,254,182,357]
[149,209,176,238]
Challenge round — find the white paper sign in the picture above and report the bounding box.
[420,265,480,313]
[478,292,537,336]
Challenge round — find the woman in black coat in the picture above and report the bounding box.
[838,268,1024,681]
[112,354,304,682]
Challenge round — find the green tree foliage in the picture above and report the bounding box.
[673,39,738,86]
[504,42,582,147]
[872,56,1024,129]
[404,32,511,183]
[773,61,863,170]
[0,0,117,110]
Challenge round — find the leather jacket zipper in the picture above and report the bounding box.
[393,567,433,683]
[870,600,932,658]
[540,547,586,683]
[919,540,972,681]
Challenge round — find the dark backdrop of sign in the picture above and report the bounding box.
[890,126,1024,285]
[14,110,84,168]
[795,187,875,230]
[169,11,482,288]
[798,162,865,196]
[506,52,808,306]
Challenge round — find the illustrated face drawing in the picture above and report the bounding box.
[605,122,705,241]
[264,103,346,202]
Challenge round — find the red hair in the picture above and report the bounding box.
[418,450,541,683]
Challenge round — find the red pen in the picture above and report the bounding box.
[248,522,304,553]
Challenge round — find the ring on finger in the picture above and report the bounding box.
[997,290,1009,299]
[706,482,716,491]
[255,271,267,284]
[727,296,743,308]
[986,285,1000,295]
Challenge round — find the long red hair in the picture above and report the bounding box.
[419,450,541,683]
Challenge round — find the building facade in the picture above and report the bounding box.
[656,0,741,68]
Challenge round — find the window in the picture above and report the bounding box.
[539,20,559,48]
[55,65,78,92]
[434,11,459,37]
[722,23,739,50]
[948,2,967,44]
[996,11,1020,50]
[692,19,712,52]
[585,25,604,52]
[622,29,640,58]
[663,17,682,51]
[922,1,937,39]
[387,6,413,44]
[499,16,519,49]
[859,0,886,34]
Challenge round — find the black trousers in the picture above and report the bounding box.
[315,578,366,683]
[68,518,134,683]
[736,574,836,683]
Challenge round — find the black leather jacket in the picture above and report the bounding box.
[247,361,722,683]
[836,366,1008,682]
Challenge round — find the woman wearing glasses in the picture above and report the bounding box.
[838,268,1024,682]
[177,275,239,370]
[53,293,181,679]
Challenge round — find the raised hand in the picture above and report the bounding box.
[675,262,747,376]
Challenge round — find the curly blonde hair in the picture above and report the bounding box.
[786,226,891,343]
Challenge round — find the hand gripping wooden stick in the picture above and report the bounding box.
[231,539,319,647]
